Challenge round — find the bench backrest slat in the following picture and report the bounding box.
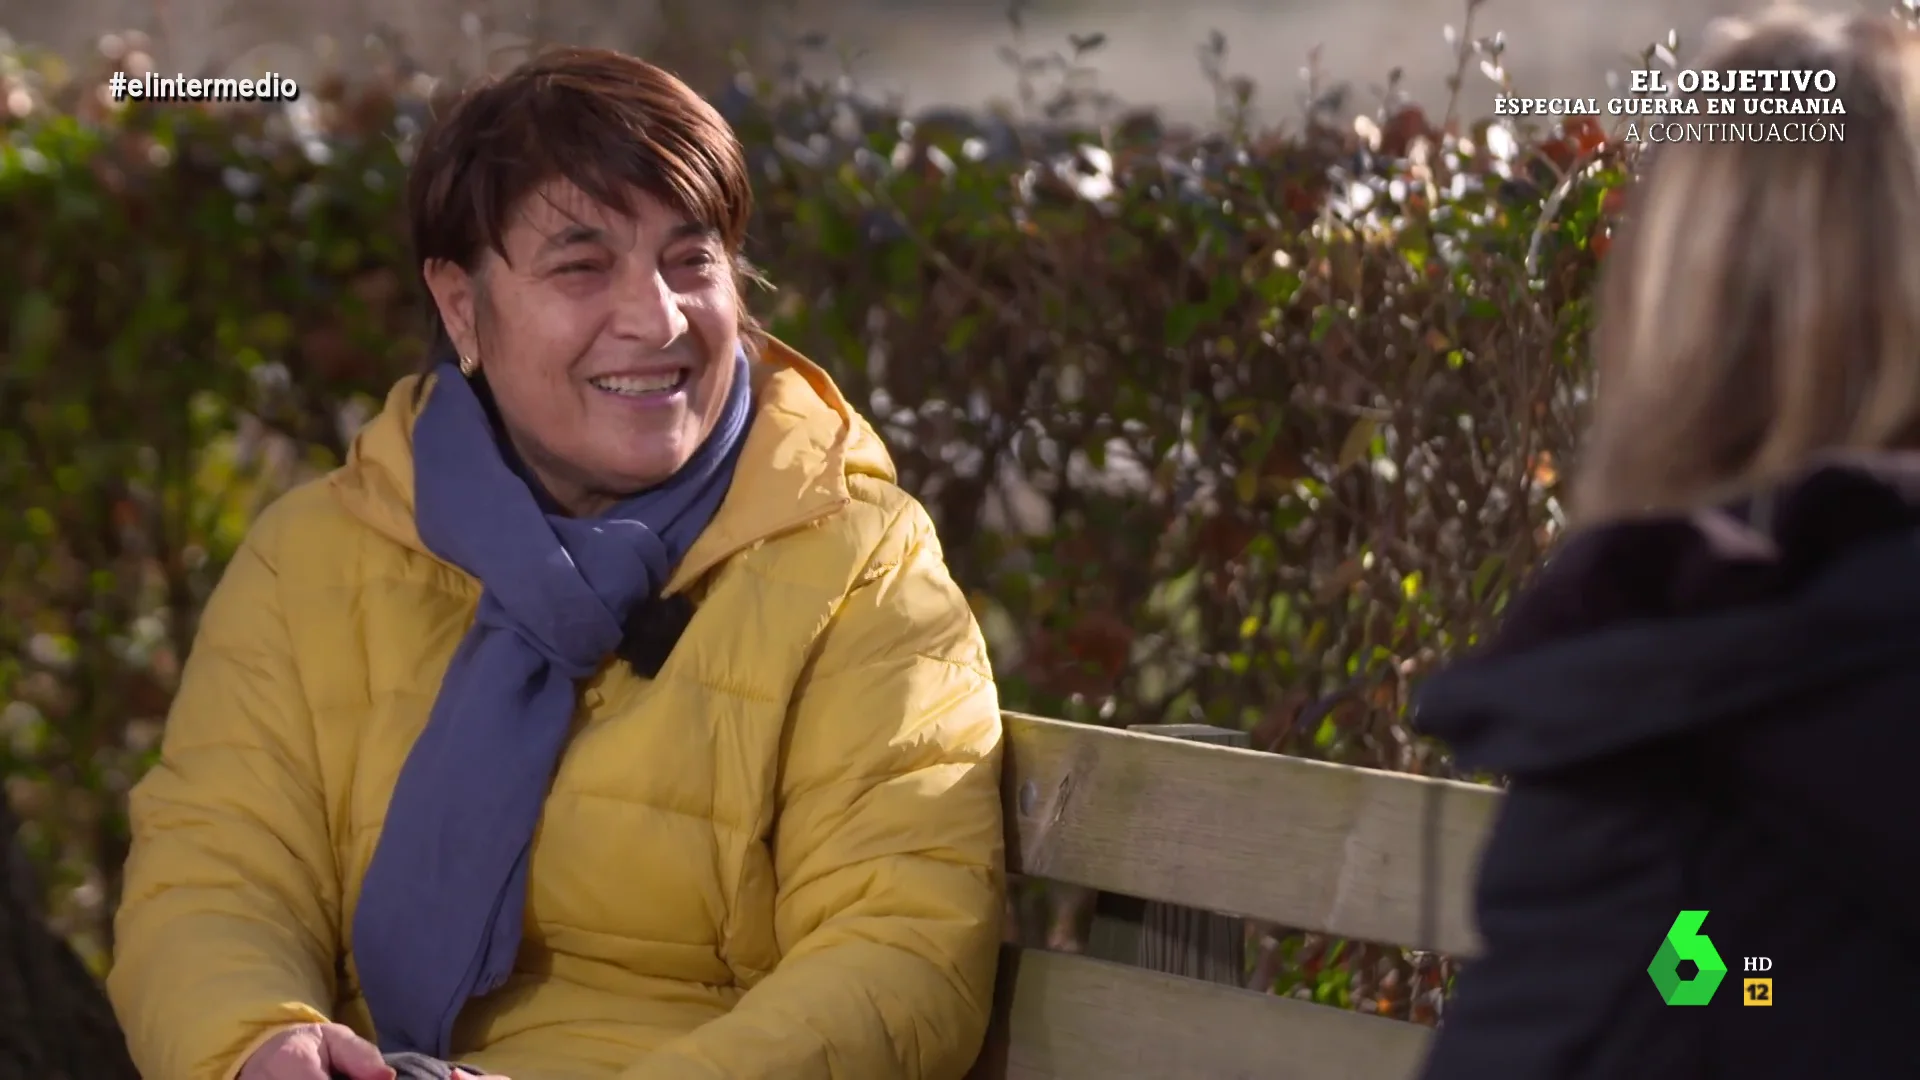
[1001,711,1499,957]
[968,947,1433,1080]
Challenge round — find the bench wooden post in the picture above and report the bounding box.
[1085,724,1249,987]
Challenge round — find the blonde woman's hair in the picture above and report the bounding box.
[1572,9,1920,525]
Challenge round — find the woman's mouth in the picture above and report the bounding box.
[589,369,690,397]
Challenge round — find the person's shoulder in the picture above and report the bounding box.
[838,471,942,567]
[843,469,916,518]
[236,474,382,581]
[750,469,942,598]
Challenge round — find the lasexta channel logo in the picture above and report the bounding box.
[1648,909,1728,1005]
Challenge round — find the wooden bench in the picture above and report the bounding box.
[967,713,1502,1080]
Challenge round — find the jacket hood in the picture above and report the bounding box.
[1414,452,1920,776]
[327,336,895,595]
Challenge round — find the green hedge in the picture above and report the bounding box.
[0,26,1628,1022]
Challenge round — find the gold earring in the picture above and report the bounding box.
[458,354,478,377]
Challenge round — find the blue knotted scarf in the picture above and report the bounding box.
[351,348,753,1056]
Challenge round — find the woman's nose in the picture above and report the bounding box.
[610,267,688,349]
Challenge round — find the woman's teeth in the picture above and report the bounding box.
[591,370,686,395]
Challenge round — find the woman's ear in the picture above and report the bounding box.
[422,258,481,360]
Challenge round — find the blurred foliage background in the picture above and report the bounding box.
[0,0,1809,123]
[0,0,1645,1039]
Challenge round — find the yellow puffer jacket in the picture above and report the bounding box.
[105,341,1006,1080]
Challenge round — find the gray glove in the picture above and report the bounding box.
[334,1052,477,1080]
[387,1053,462,1080]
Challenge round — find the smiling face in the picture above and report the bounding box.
[423,180,741,516]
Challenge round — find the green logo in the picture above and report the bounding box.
[1648,909,1727,1005]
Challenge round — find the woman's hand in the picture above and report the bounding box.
[238,1023,395,1080]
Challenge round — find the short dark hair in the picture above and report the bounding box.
[405,47,760,359]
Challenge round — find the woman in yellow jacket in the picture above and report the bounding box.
[104,48,1005,1080]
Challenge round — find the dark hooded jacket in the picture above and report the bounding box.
[1412,455,1920,1079]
